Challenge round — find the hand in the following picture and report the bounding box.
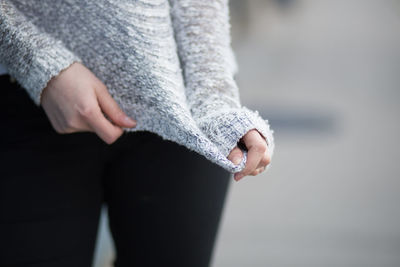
[40,62,136,144]
[227,129,271,181]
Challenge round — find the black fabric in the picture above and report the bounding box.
[0,75,231,267]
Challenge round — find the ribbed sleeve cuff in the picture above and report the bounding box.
[19,41,82,106]
[196,105,275,170]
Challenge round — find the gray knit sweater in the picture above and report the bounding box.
[0,0,274,173]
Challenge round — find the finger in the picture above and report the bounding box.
[63,119,92,133]
[81,105,124,144]
[256,148,271,170]
[227,146,243,165]
[95,85,136,128]
[250,165,266,176]
[234,130,266,181]
[234,147,263,181]
[245,130,271,170]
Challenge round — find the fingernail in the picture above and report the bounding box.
[232,156,242,165]
[124,116,136,126]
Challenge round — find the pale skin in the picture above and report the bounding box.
[40,62,270,181]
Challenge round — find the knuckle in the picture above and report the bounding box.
[53,125,64,134]
[255,143,267,154]
[57,126,72,134]
[104,138,115,145]
[78,104,97,119]
[103,135,115,145]
[53,122,73,134]
[265,154,271,165]
[253,168,263,176]
[261,155,271,166]
[249,170,258,176]
[105,130,123,145]
[65,117,79,130]
[242,168,252,177]
[63,127,76,134]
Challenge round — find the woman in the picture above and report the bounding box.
[0,0,274,266]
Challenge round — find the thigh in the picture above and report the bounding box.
[104,131,232,267]
[0,76,104,267]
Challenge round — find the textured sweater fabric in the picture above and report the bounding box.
[0,63,7,75]
[0,0,275,173]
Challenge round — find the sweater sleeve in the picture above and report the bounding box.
[0,1,82,106]
[169,0,275,164]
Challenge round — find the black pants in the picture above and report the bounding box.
[0,75,231,267]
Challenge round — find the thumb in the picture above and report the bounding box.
[95,84,136,128]
[228,146,244,165]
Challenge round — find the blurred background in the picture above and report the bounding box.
[94,0,400,266]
